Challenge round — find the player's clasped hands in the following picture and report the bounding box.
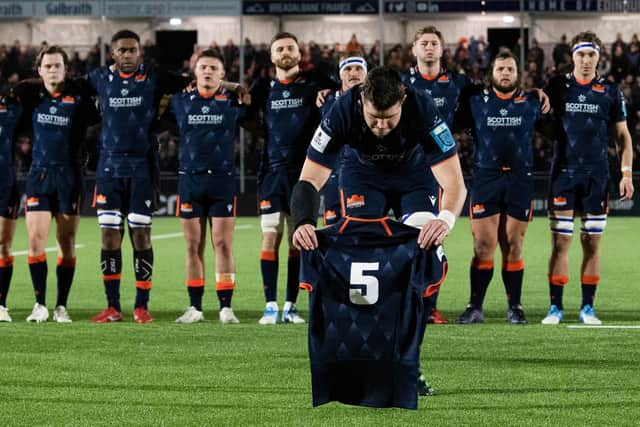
[418,218,450,249]
[293,224,319,250]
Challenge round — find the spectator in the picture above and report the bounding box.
[552,34,571,70]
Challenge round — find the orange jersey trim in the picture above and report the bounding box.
[215,281,235,291]
[338,216,393,236]
[503,259,524,272]
[260,250,277,261]
[299,282,313,292]
[549,274,569,286]
[421,73,438,81]
[581,275,600,285]
[135,280,152,290]
[422,261,449,298]
[103,274,122,281]
[186,278,205,287]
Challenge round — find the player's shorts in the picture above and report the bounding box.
[177,171,236,219]
[257,168,298,216]
[469,168,533,222]
[26,166,81,215]
[94,175,155,216]
[0,179,19,219]
[338,156,436,219]
[549,170,608,215]
[321,172,342,226]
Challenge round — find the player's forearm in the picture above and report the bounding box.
[439,180,467,218]
[617,124,634,175]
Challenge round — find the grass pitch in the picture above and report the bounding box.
[1,216,639,426]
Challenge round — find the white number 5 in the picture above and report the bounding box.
[349,262,380,305]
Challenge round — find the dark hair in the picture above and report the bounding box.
[111,29,140,44]
[361,66,405,110]
[413,26,445,46]
[36,45,69,68]
[570,31,602,51]
[486,48,521,89]
[270,32,298,49]
[196,49,225,66]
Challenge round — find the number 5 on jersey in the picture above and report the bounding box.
[349,262,380,305]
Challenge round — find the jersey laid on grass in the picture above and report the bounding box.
[401,68,467,126]
[546,74,626,172]
[0,97,21,182]
[169,89,244,174]
[307,85,456,171]
[252,71,336,175]
[300,217,447,409]
[455,87,541,170]
[89,64,186,178]
[14,80,96,168]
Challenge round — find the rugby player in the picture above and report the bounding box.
[542,31,634,325]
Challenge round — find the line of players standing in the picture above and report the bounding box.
[0,28,634,331]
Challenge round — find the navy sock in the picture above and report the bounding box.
[286,249,300,303]
[0,257,14,306]
[28,255,48,305]
[502,260,524,307]
[216,289,233,308]
[186,279,204,311]
[260,251,278,302]
[56,257,76,307]
[101,249,122,311]
[427,291,439,310]
[469,258,494,309]
[549,274,568,310]
[134,248,153,309]
[581,275,599,308]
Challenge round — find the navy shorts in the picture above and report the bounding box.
[257,169,297,216]
[321,172,342,226]
[0,179,19,219]
[26,166,81,215]
[549,170,608,215]
[95,176,155,216]
[339,157,436,219]
[177,172,236,219]
[469,169,533,222]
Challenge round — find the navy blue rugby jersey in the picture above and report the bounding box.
[250,71,338,175]
[14,79,98,169]
[319,90,340,119]
[307,85,457,171]
[454,86,541,171]
[88,64,188,178]
[401,68,467,127]
[300,217,448,409]
[167,89,244,174]
[0,96,21,182]
[546,74,626,173]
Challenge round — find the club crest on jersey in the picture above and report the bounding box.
[62,96,75,104]
[500,109,508,117]
[201,106,210,114]
[259,200,272,210]
[27,197,40,207]
[472,204,485,214]
[121,88,129,97]
[180,203,193,213]
[437,75,449,83]
[0,105,6,112]
[346,194,365,209]
[553,196,567,206]
[325,210,337,221]
[135,74,147,82]
[578,94,587,103]
[49,106,57,114]
[282,90,290,98]
[514,95,526,103]
[592,84,605,93]
[96,194,107,204]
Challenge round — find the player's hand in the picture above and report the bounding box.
[184,80,196,93]
[234,85,251,105]
[316,89,331,108]
[418,219,450,249]
[620,176,635,200]
[535,88,551,114]
[293,224,318,251]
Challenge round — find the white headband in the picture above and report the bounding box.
[572,42,600,59]
[339,57,367,73]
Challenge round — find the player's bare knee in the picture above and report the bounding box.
[101,227,121,250]
[473,239,495,260]
[131,228,151,250]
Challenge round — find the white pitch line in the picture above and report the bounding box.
[13,244,85,256]
[567,325,640,329]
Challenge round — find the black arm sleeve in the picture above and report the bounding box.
[290,180,320,229]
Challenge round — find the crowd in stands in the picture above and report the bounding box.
[2,32,640,177]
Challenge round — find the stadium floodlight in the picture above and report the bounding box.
[502,15,515,23]
[169,17,182,26]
